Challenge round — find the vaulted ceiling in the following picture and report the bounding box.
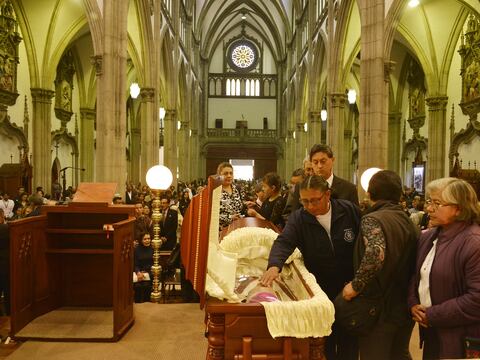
[195,0,291,63]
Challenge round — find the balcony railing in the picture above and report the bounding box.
[206,128,278,143]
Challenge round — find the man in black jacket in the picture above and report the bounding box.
[282,144,359,219]
[159,195,179,251]
[262,175,361,360]
[309,144,358,205]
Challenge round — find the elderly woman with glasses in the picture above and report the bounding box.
[408,177,480,359]
[260,175,361,360]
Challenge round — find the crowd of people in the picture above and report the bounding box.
[215,143,480,360]
[0,143,479,359]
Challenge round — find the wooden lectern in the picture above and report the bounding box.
[9,183,135,341]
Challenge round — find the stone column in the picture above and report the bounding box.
[189,129,199,180]
[295,122,307,167]
[309,111,322,146]
[140,87,158,178]
[344,129,353,181]
[31,88,55,190]
[426,96,448,183]
[178,121,190,181]
[285,130,295,179]
[94,0,128,195]
[388,112,402,174]
[329,93,347,177]
[130,127,141,184]
[358,0,388,182]
[163,109,178,185]
[79,108,96,181]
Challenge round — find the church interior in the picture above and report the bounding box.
[0,0,479,195]
[1,0,480,359]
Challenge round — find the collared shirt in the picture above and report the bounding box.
[418,239,438,307]
[326,173,334,188]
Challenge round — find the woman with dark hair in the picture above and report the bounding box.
[134,232,154,303]
[247,172,286,229]
[217,162,244,228]
[178,190,191,216]
[261,175,361,360]
[341,170,418,360]
[408,177,480,359]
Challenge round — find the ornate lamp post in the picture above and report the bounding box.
[145,164,173,303]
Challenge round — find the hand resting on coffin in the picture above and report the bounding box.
[259,266,280,287]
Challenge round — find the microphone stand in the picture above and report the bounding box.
[59,166,85,200]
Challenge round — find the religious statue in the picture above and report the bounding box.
[465,60,480,101]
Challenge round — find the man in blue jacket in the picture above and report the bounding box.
[261,175,361,360]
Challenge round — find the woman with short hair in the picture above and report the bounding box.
[408,177,480,359]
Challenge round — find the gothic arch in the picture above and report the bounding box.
[51,129,79,156]
[331,0,359,92]
[82,0,103,55]
[0,113,28,154]
[449,120,480,167]
[159,30,176,108]
[10,0,40,87]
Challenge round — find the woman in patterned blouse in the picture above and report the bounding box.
[217,162,244,228]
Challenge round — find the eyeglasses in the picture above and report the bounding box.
[299,194,326,207]
[425,198,455,210]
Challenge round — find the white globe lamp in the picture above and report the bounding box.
[146,165,173,190]
[360,167,382,192]
[129,83,140,99]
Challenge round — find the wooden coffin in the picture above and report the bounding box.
[181,176,328,360]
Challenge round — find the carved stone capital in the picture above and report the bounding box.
[90,55,103,76]
[296,122,305,132]
[164,109,177,120]
[425,96,448,111]
[30,88,55,102]
[388,112,402,126]
[330,93,347,108]
[140,87,155,102]
[80,108,96,121]
[309,111,322,123]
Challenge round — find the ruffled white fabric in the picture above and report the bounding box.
[205,227,335,338]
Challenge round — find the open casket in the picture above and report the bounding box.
[181,176,334,360]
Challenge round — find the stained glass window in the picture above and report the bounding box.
[231,44,255,69]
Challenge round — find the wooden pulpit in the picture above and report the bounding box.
[9,183,135,341]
